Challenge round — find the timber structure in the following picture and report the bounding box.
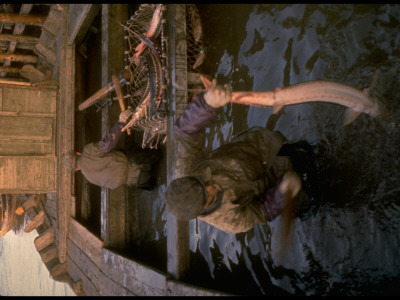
[0,4,232,296]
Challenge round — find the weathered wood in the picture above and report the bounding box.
[72,279,86,296]
[67,239,135,296]
[0,33,39,43]
[57,3,75,263]
[0,79,33,86]
[21,64,46,82]
[67,251,100,296]
[0,66,21,73]
[68,4,100,46]
[0,53,38,63]
[100,4,129,249]
[34,226,55,252]
[0,13,46,26]
[0,4,34,77]
[40,243,58,264]
[35,43,56,65]
[101,248,166,296]
[166,4,190,280]
[49,262,68,281]
[42,5,63,36]
[24,210,45,233]
[22,194,40,211]
[68,218,104,268]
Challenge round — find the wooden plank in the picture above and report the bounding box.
[0,66,21,74]
[68,218,104,268]
[34,226,55,252]
[0,13,46,26]
[35,43,56,65]
[67,239,134,296]
[67,250,100,296]
[57,4,75,263]
[68,4,100,46]
[42,5,63,36]
[0,157,56,193]
[0,53,38,63]
[166,4,190,280]
[40,243,58,264]
[101,248,166,296]
[0,33,39,43]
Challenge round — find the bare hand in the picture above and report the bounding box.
[119,107,133,123]
[204,79,232,108]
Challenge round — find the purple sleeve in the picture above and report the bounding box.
[98,121,124,153]
[174,92,217,138]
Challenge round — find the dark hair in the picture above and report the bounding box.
[164,176,207,220]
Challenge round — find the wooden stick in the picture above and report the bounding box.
[112,74,131,135]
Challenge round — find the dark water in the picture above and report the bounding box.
[138,4,400,296]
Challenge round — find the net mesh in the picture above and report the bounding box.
[123,4,203,148]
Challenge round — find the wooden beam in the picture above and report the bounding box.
[24,210,45,233]
[34,226,55,252]
[0,53,38,63]
[0,13,46,26]
[0,66,22,74]
[57,4,75,263]
[68,4,100,46]
[0,33,39,43]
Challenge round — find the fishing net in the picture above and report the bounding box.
[123,4,204,148]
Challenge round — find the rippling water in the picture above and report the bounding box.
[180,4,400,295]
[0,217,75,296]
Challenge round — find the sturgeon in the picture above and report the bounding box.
[201,74,384,125]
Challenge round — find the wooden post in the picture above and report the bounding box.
[166,4,190,280]
[34,226,55,252]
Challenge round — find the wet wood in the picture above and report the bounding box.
[0,13,46,26]
[34,226,55,252]
[24,210,45,233]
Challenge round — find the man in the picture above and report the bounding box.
[66,108,160,190]
[164,79,303,234]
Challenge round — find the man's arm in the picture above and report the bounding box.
[98,108,132,153]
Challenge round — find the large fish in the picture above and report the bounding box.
[201,73,385,125]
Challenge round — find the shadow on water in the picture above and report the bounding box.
[177,4,400,295]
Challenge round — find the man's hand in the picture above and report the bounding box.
[119,106,133,123]
[204,79,232,108]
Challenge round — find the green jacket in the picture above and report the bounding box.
[174,93,292,233]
